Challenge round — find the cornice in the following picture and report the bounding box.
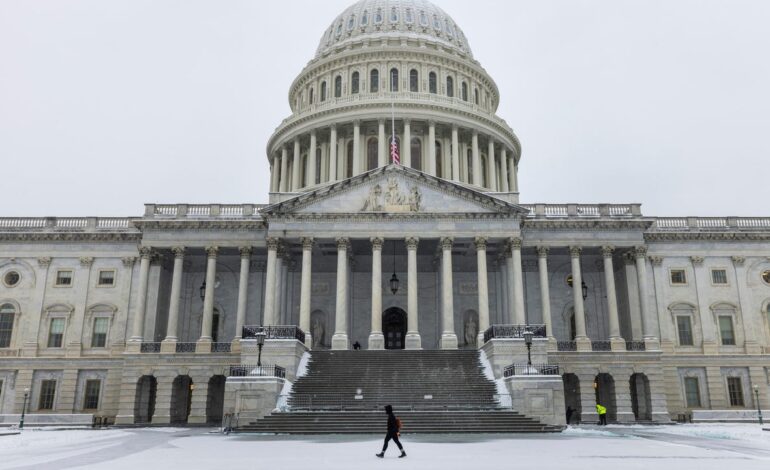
[0,232,142,242]
[644,232,770,242]
[521,219,654,231]
[134,220,267,231]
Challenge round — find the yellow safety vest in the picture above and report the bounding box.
[596,405,607,415]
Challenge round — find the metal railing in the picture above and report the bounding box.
[242,325,306,343]
[483,324,546,343]
[625,341,646,351]
[503,364,560,377]
[212,342,232,353]
[275,392,513,412]
[140,342,161,353]
[227,364,286,378]
[175,342,197,353]
[591,341,612,352]
[556,341,577,352]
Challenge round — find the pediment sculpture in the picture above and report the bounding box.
[361,178,421,213]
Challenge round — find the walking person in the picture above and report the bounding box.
[596,403,607,425]
[376,405,406,458]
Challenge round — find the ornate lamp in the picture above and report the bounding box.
[581,281,588,301]
[19,388,29,430]
[389,240,399,294]
[754,384,764,425]
[523,329,534,366]
[255,327,267,367]
[199,281,206,302]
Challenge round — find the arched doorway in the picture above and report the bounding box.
[594,373,617,423]
[630,373,652,421]
[134,375,157,424]
[170,375,193,424]
[382,307,407,350]
[562,373,581,424]
[206,375,226,425]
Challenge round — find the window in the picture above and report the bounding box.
[670,269,687,285]
[445,20,455,37]
[409,69,418,92]
[48,318,65,348]
[428,72,437,93]
[309,88,314,105]
[684,377,701,407]
[727,377,744,406]
[360,10,368,26]
[39,380,57,410]
[320,81,327,102]
[370,69,379,93]
[315,148,322,185]
[446,76,454,97]
[3,271,20,287]
[410,138,422,171]
[345,140,354,178]
[390,68,398,92]
[467,149,473,183]
[461,82,468,101]
[474,88,479,105]
[390,7,398,23]
[419,10,428,26]
[347,15,355,31]
[374,8,382,24]
[212,311,220,343]
[762,270,770,285]
[0,304,15,348]
[718,315,735,345]
[91,317,109,348]
[83,379,101,410]
[676,316,693,346]
[367,137,378,170]
[481,155,488,186]
[351,71,360,94]
[335,21,342,37]
[432,15,441,30]
[97,270,115,287]
[435,141,443,176]
[55,270,73,286]
[711,269,728,285]
[334,75,342,98]
[404,8,413,24]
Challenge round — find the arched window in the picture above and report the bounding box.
[409,69,418,92]
[481,154,488,187]
[346,140,354,178]
[435,141,443,176]
[474,88,479,105]
[370,69,379,93]
[316,148,322,184]
[0,303,15,348]
[429,72,437,94]
[347,15,355,31]
[301,154,308,187]
[411,137,422,171]
[361,10,369,26]
[367,137,378,170]
[461,82,468,101]
[419,10,428,26]
[309,88,314,105]
[446,76,454,97]
[320,81,327,102]
[390,68,399,92]
[374,8,383,24]
[405,8,413,24]
[334,75,342,98]
[466,149,473,183]
[351,71,360,94]
[432,15,441,30]
[390,7,398,22]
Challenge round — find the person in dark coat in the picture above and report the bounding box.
[376,405,406,458]
[566,406,574,425]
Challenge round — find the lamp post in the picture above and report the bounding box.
[19,388,29,430]
[523,328,533,367]
[389,240,399,295]
[754,384,764,425]
[255,327,267,367]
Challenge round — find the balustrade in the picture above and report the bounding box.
[482,324,546,343]
[503,364,560,377]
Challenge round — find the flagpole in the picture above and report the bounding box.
[391,99,396,164]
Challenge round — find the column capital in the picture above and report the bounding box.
[427,120,436,127]
[536,246,549,258]
[472,129,478,137]
[508,237,522,250]
[139,246,153,259]
[370,237,384,250]
[239,246,253,258]
[731,255,746,266]
[352,119,361,127]
[205,246,219,258]
[329,123,337,131]
[120,256,136,267]
[634,245,648,258]
[266,237,280,251]
[569,246,582,258]
[378,118,385,125]
[440,237,453,251]
[38,256,52,267]
[451,124,458,132]
[301,237,315,250]
[172,246,186,258]
[474,236,488,250]
[310,129,317,137]
[601,245,615,258]
[79,256,94,267]
[336,237,351,250]
[405,237,419,250]
[403,118,411,126]
[690,255,704,265]
[649,255,664,266]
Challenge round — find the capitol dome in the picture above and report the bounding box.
[315,0,473,60]
[266,0,521,201]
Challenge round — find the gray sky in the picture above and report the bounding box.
[1,0,768,217]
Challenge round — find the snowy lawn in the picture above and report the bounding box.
[0,424,768,470]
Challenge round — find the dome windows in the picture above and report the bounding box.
[367,137,378,170]
[351,71,360,94]
[409,69,419,92]
[390,68,399,92]
[309,87,314,105]
[370,69,379,93]
[390,7,399,23]
[334,76,342,98]
[405,8,413,24]
[446,20,455,38]
[432,15,441,31]
[419,11,428,27]
[411,138,422,171]
[374,8,383,24]
[3,271,20,288]
[474,88,479,105]
[320,81,327,102]
[347,15,356,31]
[336,21,343,37]
[428,72,437,94]
[446,76,454,98]
[361,10,369,26]
[461,82,468,101]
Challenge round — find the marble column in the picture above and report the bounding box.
[308,130,317,186]
[329,125,337,182]
[570,246,591,351]
[279,147,289,192]
[292,139,301,191]
[332,238,350,350]
[270,154,279,192]
[405,237,422,349]
[403,120,411,167]
[161,247,184,352]
[352,121,361,175]
[487,139,497,191]
[378,119,387,167]
[511,162,519,192]
[234,246,251,344]
[428,122,436,176]
[472,131,481,186]
[500,147,510,192]
[602,246,625,351]
[262,237,279,326]
[196,246,218,352]
[369,237,385,349]
[440,237,457,349]
[635,246,659,349]
[299,237,314,348]
[129,247,152,345]
[475,237,490,347]
[510,237,526,324]
[536,247,556,350]
[451,126,460,181]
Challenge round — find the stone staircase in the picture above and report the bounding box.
[236,350,561,433]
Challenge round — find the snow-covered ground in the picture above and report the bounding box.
[0,424,768,470]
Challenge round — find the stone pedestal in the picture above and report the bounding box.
[160,339,177,354]
[405,333,422,350]
[575,337,592,352]
[368,332,384,350]
[610,337,626,352]
[481,338,549,378]
[124,340,142,354]
[332,334,349,350]
[504,375,566,427]
[241,339,308,382]
[223,377,287,424]
[195,339,212,353]
[440,334,458,349]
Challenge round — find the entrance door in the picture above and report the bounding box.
[382,307,407,350]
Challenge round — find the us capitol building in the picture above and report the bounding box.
[1,0,768,428]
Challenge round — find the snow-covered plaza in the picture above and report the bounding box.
[0,424,768,470]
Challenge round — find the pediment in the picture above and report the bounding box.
[261,165,527,217]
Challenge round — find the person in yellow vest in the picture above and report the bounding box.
[596,403,607,425]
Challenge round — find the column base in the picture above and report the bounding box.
[368,333,384,350]
[476,332,485,349]
[331,333,349,350]
[230,338,242,354]
[546,336,558,352]
[440,333,458,350]
[575,337,592,352]
[160,339,177,354]
[124,340,142,354]
[405,333,421,350]
[114,414,135,425]
[195,338,212,353]
[643,337,661,351]
[304,333,313,350]
[151,415,171,424]
[610,337,627,352]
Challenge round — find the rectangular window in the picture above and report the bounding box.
[684,377,701,407]
[38,380,57,410]
[83,379,101,410]
[0,310,14,348]
[727,377,745,407]
[718,315,735,345]
[91,318,109,348]
[676,316,693,346]
[670,269,687,285]
[55,270,73,286]
[47,318,65,348]
[711,269,728,285]
[97,270,115,286]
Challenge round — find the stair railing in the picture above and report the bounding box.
[483,324,547,343]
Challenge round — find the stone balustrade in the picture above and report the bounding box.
[653,216,770,231]
[0,217,136,231]
[520,203,642,218]
[143,203,266,218]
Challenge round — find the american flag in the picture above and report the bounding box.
[390,136,400,165]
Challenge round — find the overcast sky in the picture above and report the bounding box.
[1,0,768,217]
